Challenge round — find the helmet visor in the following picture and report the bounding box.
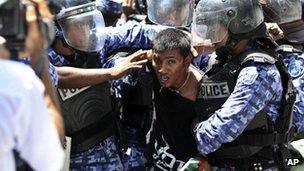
[147,0,194,27]
[192,7,236,44]
[58,10,106,52]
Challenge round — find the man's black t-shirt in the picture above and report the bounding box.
[145,64,198,170]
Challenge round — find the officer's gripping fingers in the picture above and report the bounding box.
[129,49,144,61]
[136,50,152,61]
[129,61,148,70]
[131,50,150,62]
[146,50,153,61]
[190,47,198,57]
[135,59,148,65]
[133,49,144,56]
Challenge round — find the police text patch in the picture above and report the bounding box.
[58,86,90,101]
[198,82,230,99]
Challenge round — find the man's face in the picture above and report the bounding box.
[152,49,189,89]
[66,22,91,50]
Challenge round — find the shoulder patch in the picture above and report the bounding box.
[238,67,259,85]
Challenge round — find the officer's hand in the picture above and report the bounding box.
[266,22,284,40]
[111,50,148,79]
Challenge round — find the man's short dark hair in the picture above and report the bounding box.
[152,28,191,58]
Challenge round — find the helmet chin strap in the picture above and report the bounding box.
[215,23,279,63]
[215,36,239,64]
[225,36,239,54]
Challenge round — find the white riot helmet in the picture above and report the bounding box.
[192,0,264,44]
[56,2,106,52]
[147,0,195,27]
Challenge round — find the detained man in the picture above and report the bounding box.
[143,28,206,170]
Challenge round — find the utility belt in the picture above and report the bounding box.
[210,130,294,160]
[69,112,117,154]
[210,144,303,170]
[210,147,277,170]
[209,130,297,170]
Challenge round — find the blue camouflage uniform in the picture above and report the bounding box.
[282,52,304,134]
[192,55,211,72]
[69,136,124,171]
[195,63,283,171]
[48,23,162,170]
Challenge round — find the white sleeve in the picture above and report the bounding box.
[0,97,17,171]
[16,73,64,171]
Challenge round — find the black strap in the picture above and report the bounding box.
[274,58,296,133]
[9,49,19,61]
[210,147,277,168]
[232,131,294,146]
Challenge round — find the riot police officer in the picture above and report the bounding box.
[263,0,304,135]
[48,0,163,169]
[192,0,296,170]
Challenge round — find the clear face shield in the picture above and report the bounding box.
[262,0,302,24]
[57,4,106,52]
[147,0,194,27]
[192,6,236,44]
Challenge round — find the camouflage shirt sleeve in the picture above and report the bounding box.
[195,64,283,155]
[102,24,165,58]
